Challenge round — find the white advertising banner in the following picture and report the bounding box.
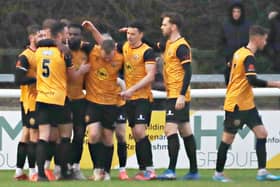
[0,110,280,169]
[0,111,22,169]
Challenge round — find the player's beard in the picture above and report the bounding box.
[68,38,81,50]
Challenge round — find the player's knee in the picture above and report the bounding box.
[116,132,125,142]
[165,123,178,136]
[21,128,30,141]
[257,130,268,139]
[133,131,146,141]
[102,138,113,146]
[165,128,178,137]
[222,133,235,144]
[88,132,101,143]
[178,129,193,138]
[29,132,39,142]
[254,125,268,139]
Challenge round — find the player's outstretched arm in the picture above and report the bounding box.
[82,20,103,45]
[267,81,280,88]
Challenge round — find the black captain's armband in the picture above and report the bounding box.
[244,56,267,87]
[64,55,73,68]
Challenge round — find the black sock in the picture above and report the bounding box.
[88,142,102,168]
[117,142,127,168]
[72,125,85,164]
[167,134,179,171]
[46,141,56,162]
[103,144,114,173]
[16,142,27,168]
[183,135,198,173]
[58,138,71,177]
[136,136,153,169]
[36,140,48,177]
[216,141,230,172]
[135,140,145,170]
[54,143,60,166]
[256,138,267,169]
[27,141,37,168]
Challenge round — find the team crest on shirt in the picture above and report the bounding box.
[133,54,140,60]
[125,62,133,73]
[97,68,108,80]
[248,64,255,72]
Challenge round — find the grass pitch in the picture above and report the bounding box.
[1,169,280,187]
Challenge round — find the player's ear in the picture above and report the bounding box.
[139,31,144,39]
[171,24,177,31]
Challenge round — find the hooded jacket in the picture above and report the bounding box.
[219,1,251,62]
[267,14,280,53]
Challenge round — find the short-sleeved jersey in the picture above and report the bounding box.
[85,45,124,105]
[36,43,71,106]
[67,50,87,100]
[163,37,192,101]
[224,47,256,112]
[16,47,37,113]
[122,41,155,100]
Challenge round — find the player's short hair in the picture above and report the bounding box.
[127,20,145,32]
[60,18,71,26]
[249,25,268,37]
[27,24,41,35]
[50,21,65,38]
[68,23,83,31]
[161,12,183,30]
[42,18,57,29]
[102,33,113,40]
[101,39,115,55]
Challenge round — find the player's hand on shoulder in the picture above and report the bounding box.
[79,63,91,74]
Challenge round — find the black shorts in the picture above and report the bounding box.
[36,100,72,126]
[116,105,127,124]
[165,99,190,123]
[224,106,263,134]
[20,102,28,127]
[20,103,38,129]
[84,100,118,130]
[70,98,86,127]
[125,99,152,128]
[26,111,39,129]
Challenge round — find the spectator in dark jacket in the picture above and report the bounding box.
[219,0,251,62]
[219,0,251,84]
[267,11,280,72]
